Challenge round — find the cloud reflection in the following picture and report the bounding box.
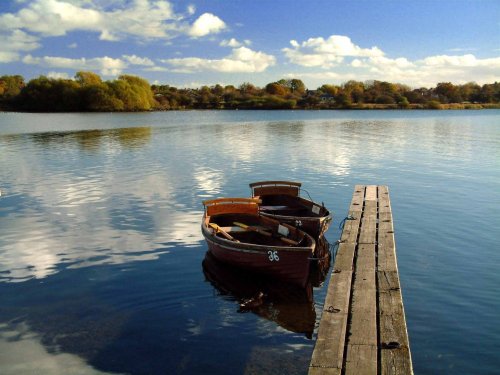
[0,323,114,375]
[0,126,205,282]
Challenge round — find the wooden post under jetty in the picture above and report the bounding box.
[309,185,413,375]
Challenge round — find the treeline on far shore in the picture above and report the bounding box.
[1,72,499,112]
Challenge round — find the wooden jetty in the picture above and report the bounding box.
[309,185,413,375]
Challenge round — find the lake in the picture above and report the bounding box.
[0,110,499,374]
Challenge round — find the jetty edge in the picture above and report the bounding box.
[309,185,413,375]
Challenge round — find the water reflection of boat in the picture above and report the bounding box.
[249,181,332,239]
[201,198,316,287]
[202,251,316,338]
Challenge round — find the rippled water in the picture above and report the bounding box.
[0,110,499,374]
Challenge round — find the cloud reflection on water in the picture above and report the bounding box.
[0,126,206,282]
[0,118,359,282]
[0,323,114,375]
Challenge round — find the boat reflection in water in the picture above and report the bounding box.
[202,237,331,339]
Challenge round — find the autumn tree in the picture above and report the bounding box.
[75,71,102,86]
[0,75,25,98]
[265,82,288,96]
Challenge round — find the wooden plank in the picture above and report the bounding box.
[350,185,365,212]
[378,270,401,292]
[333,243,355,272]
[358,215,377,244]
[356,244,376,272]
[308,367,341,375]
[311,270,352,370]
[376,187,413,374]
[345,344,378,375]
[318,271,352,337]
[378,212,397,272]
[349,270,377,346]
[340,212,361,243]
[379,290,409,348]
[378,186,391,213]
[365,185,378,201]
[380,347,413,375]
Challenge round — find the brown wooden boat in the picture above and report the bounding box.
[249,181,332,239]
[201,198,316,287]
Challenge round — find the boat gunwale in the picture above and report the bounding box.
[249,180,302,188]
[201,223,315,253]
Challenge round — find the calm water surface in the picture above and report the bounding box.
[0,110,499,374]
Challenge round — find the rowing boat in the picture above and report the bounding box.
[201,198,316,286]
[249,181,332,238]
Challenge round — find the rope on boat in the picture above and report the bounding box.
[308,253,331,261]
[300,187,314,202]
[338,215,356,230]
[309,240,341,261]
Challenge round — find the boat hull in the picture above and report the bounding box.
[202,226,314,287]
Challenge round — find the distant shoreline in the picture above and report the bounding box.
[2,73,499,112]
[2,103,500,113]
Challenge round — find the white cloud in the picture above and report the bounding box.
[282,34,500,87]
[421,54,481,67]
[283,35,384,68]
[144,66,169,72]
[0,30,41,62]
[22,54,128,75]
[220,38,252,48]
[220,38,242,48]
[188,13,226,37]
[67,42,77,48]
[0,51,19,63]
[161,46,276,73]
[47,71,70,79]
[349,54,500,86]
[123,54,155,66]
[21,53,162,75]
[187,4,196,15]
[0,0,226,42]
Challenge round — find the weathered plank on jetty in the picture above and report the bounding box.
[309,185,413,375]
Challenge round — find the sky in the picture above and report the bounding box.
[0,0,499,89]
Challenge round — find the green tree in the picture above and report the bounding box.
[434,82,462,103]
[81,83,124,111]
[17,76,81,111]
[319,84,339,96]
[75,71,102,86]
[110,75,156,111]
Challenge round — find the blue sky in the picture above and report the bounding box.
[0,0,499,89]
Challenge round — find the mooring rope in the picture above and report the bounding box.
[338,215,356,230]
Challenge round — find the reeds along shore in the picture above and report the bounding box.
[1,73,499,112]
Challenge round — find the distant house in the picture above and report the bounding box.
[319,93,335,102]
[305,90,335,102]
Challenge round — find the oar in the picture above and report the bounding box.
[233,222,299,245]
[209,223,239,242]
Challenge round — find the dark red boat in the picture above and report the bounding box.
[201,198,316,287]
[249,181,332,239]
